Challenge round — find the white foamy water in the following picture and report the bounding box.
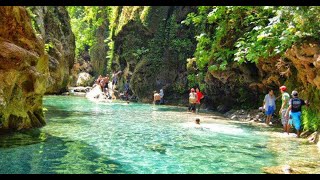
[182,122,248,136]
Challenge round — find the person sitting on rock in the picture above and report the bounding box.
[263,89,276,125]
[99,77,108,94]
[285,90,309,138]
[153,91,161,105]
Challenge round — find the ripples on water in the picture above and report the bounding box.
[0,96,319,174]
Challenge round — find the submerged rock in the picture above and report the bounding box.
[144,143,167,154]
[0,6,49,133]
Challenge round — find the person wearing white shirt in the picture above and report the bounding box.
[159,89,164,105]
[263,89,276,125]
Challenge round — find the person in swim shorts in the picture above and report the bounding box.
[263,89,276,125]
[285,90,309,138]
[279,86,290,133]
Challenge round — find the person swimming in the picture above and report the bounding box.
[195,118,200,125]
[194,118,204,130]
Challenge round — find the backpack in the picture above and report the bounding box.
[189,92,196,103]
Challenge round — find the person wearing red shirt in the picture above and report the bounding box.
[195,87,204,113]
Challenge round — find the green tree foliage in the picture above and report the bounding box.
[302,107,320,132]
[67,6,112,58]
[184,6,320,71]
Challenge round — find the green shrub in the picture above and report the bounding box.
[302,107,320,132]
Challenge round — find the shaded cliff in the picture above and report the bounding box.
[0,6,49,133]
[29,6,75,94]
[110,6,197,103]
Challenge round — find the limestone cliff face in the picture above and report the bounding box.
[30,6,75,94]
[203,62,260,111]
[0,6,49,133]
[111,6,197,103]
[90,8,109,77]
[203,42,320,112]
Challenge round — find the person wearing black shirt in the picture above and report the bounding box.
[285,90,309,138]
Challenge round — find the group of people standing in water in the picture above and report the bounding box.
[262,85,309,138]
[94,73,308,138]
[188,87,204,113]
[153,87,205,114]
[94,71,122,99]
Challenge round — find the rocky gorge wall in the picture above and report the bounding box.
[202,42,320,114]
[0,6,49,133]
[29,6,75,94]
[108,6,320,118]
[110,6,197,103]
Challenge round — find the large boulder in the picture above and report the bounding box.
[0,6,49,133]
[307,131,320,146]
[70,55,94,87]
[76,72,93,87]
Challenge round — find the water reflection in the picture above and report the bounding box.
[0,129,128,174]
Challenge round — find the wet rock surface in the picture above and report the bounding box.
[30,6,75,94]
[224,109,281,126]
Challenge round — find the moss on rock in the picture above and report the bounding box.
[0,6,49,134]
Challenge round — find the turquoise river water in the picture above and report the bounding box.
[0,96,319,174]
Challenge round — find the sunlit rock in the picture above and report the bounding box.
[0,6,49,133]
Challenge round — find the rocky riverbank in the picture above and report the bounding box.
[63,86,92,97]
[179,106,320,174]
[223,109,320,174]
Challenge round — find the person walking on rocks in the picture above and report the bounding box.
[285,90,309,138]
[263,89,276,125]
[279,86,290,133]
